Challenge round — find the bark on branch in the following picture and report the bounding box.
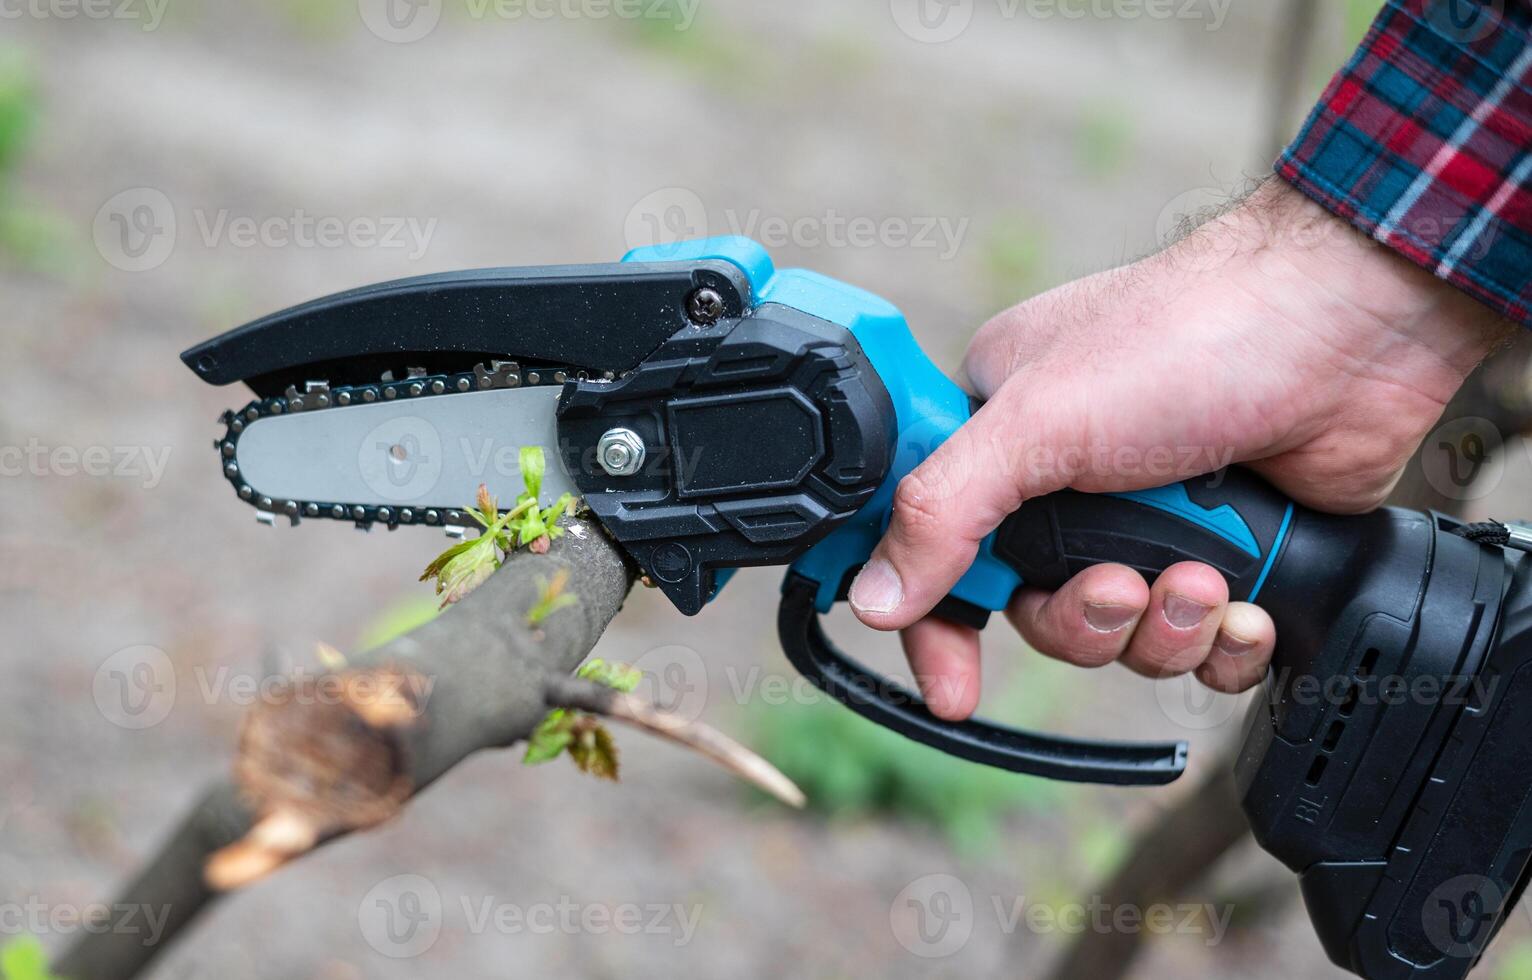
[57,515,633,980]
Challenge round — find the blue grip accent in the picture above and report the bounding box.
[625,236,1023,614]
[1246,502,1294,602]
[1109,485,1261,559]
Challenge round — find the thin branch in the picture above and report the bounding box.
[545,675,807,810]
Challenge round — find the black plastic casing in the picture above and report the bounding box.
[558,303,897,615]
[1236,509,1532,979]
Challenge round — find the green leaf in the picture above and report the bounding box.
[577,658,641,693]
[521,661,640,771]
[522,709,574,765]
[519,445,546,501]
[526,570,579,626]
[1,937,59,980]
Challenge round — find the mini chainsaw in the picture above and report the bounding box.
[185,237,1532,979]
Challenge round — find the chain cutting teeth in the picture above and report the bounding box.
[215,361,577,532]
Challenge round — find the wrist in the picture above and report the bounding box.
[1231,180,1514,392]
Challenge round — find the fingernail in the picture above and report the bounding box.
[1084,602,1138,633]
[849,559,903,615]
[1214,631,1259,658]
[1162,594,1213,630]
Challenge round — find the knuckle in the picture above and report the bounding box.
[891,471,957,540]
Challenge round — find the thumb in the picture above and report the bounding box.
[849,387,1072,631]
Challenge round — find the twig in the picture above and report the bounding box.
[545,675,807,810]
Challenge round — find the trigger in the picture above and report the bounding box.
[930,596,991,631]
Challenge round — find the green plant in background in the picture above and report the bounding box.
[356,592,443,651]
[1075,101,1134,181]
[745,668,1074,852]
[981,213,1050,312]
[1344,0,1383,49]
[0,938,60,980]
[0,47,71,274]
[1498,940,1532,980]
[263,0,351,39]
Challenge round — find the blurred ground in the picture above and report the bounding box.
[4,2,1532,978]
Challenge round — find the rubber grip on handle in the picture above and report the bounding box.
[994,467,1299,603]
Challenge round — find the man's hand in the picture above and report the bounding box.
[849,180,1514,721]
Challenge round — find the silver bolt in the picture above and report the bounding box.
[425,510,440,525]
[597,427,646,477]
[430,380,446,394]
[400,508,414,522]
[224,463,239,478]
[337,391,352,406]
[378,507,393,522]
[332,505,346,519]
[408,383,423,397]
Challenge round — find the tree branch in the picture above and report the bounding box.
[544,675,806,809]
[57,514,634,980]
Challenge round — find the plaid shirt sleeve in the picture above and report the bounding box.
[1278,0,1532,327]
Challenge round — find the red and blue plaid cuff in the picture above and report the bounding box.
[1279,0,1531,327]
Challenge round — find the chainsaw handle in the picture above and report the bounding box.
[992,466,1300,604]
[777,573,1189,785]
[780,467,1311,784]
